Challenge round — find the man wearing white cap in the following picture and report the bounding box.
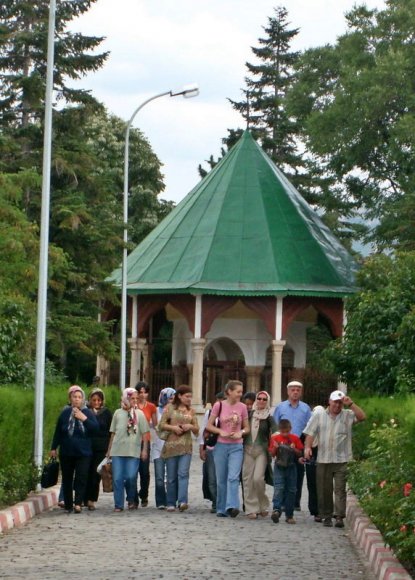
[273,380,311,509]
[303,390,366,528]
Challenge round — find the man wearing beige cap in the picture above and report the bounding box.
[303,390,366,528]
[273,380,311,510]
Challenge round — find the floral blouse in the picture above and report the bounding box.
[159,404,199,459]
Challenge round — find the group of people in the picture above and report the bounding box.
[50,378,366,527]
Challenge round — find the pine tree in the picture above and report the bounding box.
[0,0,108,129]
[228,7,302,177]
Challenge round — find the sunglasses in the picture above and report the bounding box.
[257,397,268,401]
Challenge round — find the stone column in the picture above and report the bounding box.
[128,337,146,387]
[142,342,149,382]
[245,366,263,392]
[271,339,286,405]
[190,338,206,411]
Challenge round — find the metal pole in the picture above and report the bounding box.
[34,0,57,470]
[119,91,170,390]
[119,85,199,390]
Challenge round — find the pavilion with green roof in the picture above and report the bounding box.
[106,131,357,405]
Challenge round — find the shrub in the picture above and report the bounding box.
[350,395,415,569]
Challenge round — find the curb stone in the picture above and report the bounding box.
[347,491,412,580]
[0,485,59,533]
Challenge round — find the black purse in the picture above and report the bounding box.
[41,458,59,488]
[203,402,222,448]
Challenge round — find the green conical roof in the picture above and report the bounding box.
[109,131,357,296]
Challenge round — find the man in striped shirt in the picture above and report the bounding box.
[303,390,366,528]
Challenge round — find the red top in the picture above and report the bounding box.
[268,432,303,456]
[138,401,157,442]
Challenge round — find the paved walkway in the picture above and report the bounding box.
[0,449,374,580]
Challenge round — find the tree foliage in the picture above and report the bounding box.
[289,0,415,250]
[0,1,169,383]
[325,252,415,394]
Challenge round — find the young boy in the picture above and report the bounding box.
[268,419,304,524]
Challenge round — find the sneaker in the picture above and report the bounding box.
[166,506,175,512]
[157,505,166,510]
[335,517,345,528]
[286,517,296,524]
[323,517,333,527]
[226,508,240,518]
[271,510,281,523]
[216,512,228,517]
[179,503,188,512]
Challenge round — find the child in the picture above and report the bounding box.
[268,419,303,524]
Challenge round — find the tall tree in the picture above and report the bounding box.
[288,0,415,250]
[229,6,301,174]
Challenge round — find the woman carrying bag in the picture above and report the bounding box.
[242,391,277,519]
[50,385,99,514]
[107,388,149,512]
[206,380,250,519]
[158,385,199,512]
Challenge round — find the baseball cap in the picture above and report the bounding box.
[329,390,345,401]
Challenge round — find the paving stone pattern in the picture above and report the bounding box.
[0,449,375,580]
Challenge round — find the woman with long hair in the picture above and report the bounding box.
[106,388,149,512]
[206,380,250,518]
[152,387,176,509]
[242,391,276,519]
[84,388,112,510]
[50,385,98,514]
[158,385,199,512]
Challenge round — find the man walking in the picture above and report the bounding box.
[303,390,366,527]
[273,380,311,510]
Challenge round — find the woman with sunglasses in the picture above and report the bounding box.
[242,391,277,520]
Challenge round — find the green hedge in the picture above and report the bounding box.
[0,384,122,508]
[350,393,415,570]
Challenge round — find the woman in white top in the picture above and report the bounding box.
[152,388,176,509]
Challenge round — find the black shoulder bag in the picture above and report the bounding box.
[203,402,222,448]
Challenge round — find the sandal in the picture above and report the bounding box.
[114,508,123,512]
[128,503,138,510]
[247,513,257,520]
[73,505,82,514]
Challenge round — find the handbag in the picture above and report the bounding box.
[101,460,113,492]
[203,402,222,448]
[41,458,59,488]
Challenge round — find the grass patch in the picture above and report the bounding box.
[0,384,122,508]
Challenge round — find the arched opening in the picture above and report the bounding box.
[203,337,246,405]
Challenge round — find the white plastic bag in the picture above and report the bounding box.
[97,456,111,474]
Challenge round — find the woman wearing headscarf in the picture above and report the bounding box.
[84,388,113,510]
[242,391,277,519]
[106,388,149,512]
[158,385,199,512]
[152,387,176,509]
[50,385,99,514]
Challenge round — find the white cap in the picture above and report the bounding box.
[287,380,303,388]
[329,390,345,401]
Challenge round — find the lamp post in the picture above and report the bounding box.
[119,84,199,390]
[34,0,56,473]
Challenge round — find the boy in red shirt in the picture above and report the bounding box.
[268,419,303,524]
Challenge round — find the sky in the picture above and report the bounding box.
[70,0,387,204]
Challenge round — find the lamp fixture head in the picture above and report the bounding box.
[170,83,199,98]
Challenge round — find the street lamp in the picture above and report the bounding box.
[119,84,199,390]
[34,0,56,473]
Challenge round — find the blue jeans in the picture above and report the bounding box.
[206,449,217,509]
[165,454,192,507]
[111,456,140,510]
[154,457,167,507]
[213,443,243,515]
[273,463,297,518]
